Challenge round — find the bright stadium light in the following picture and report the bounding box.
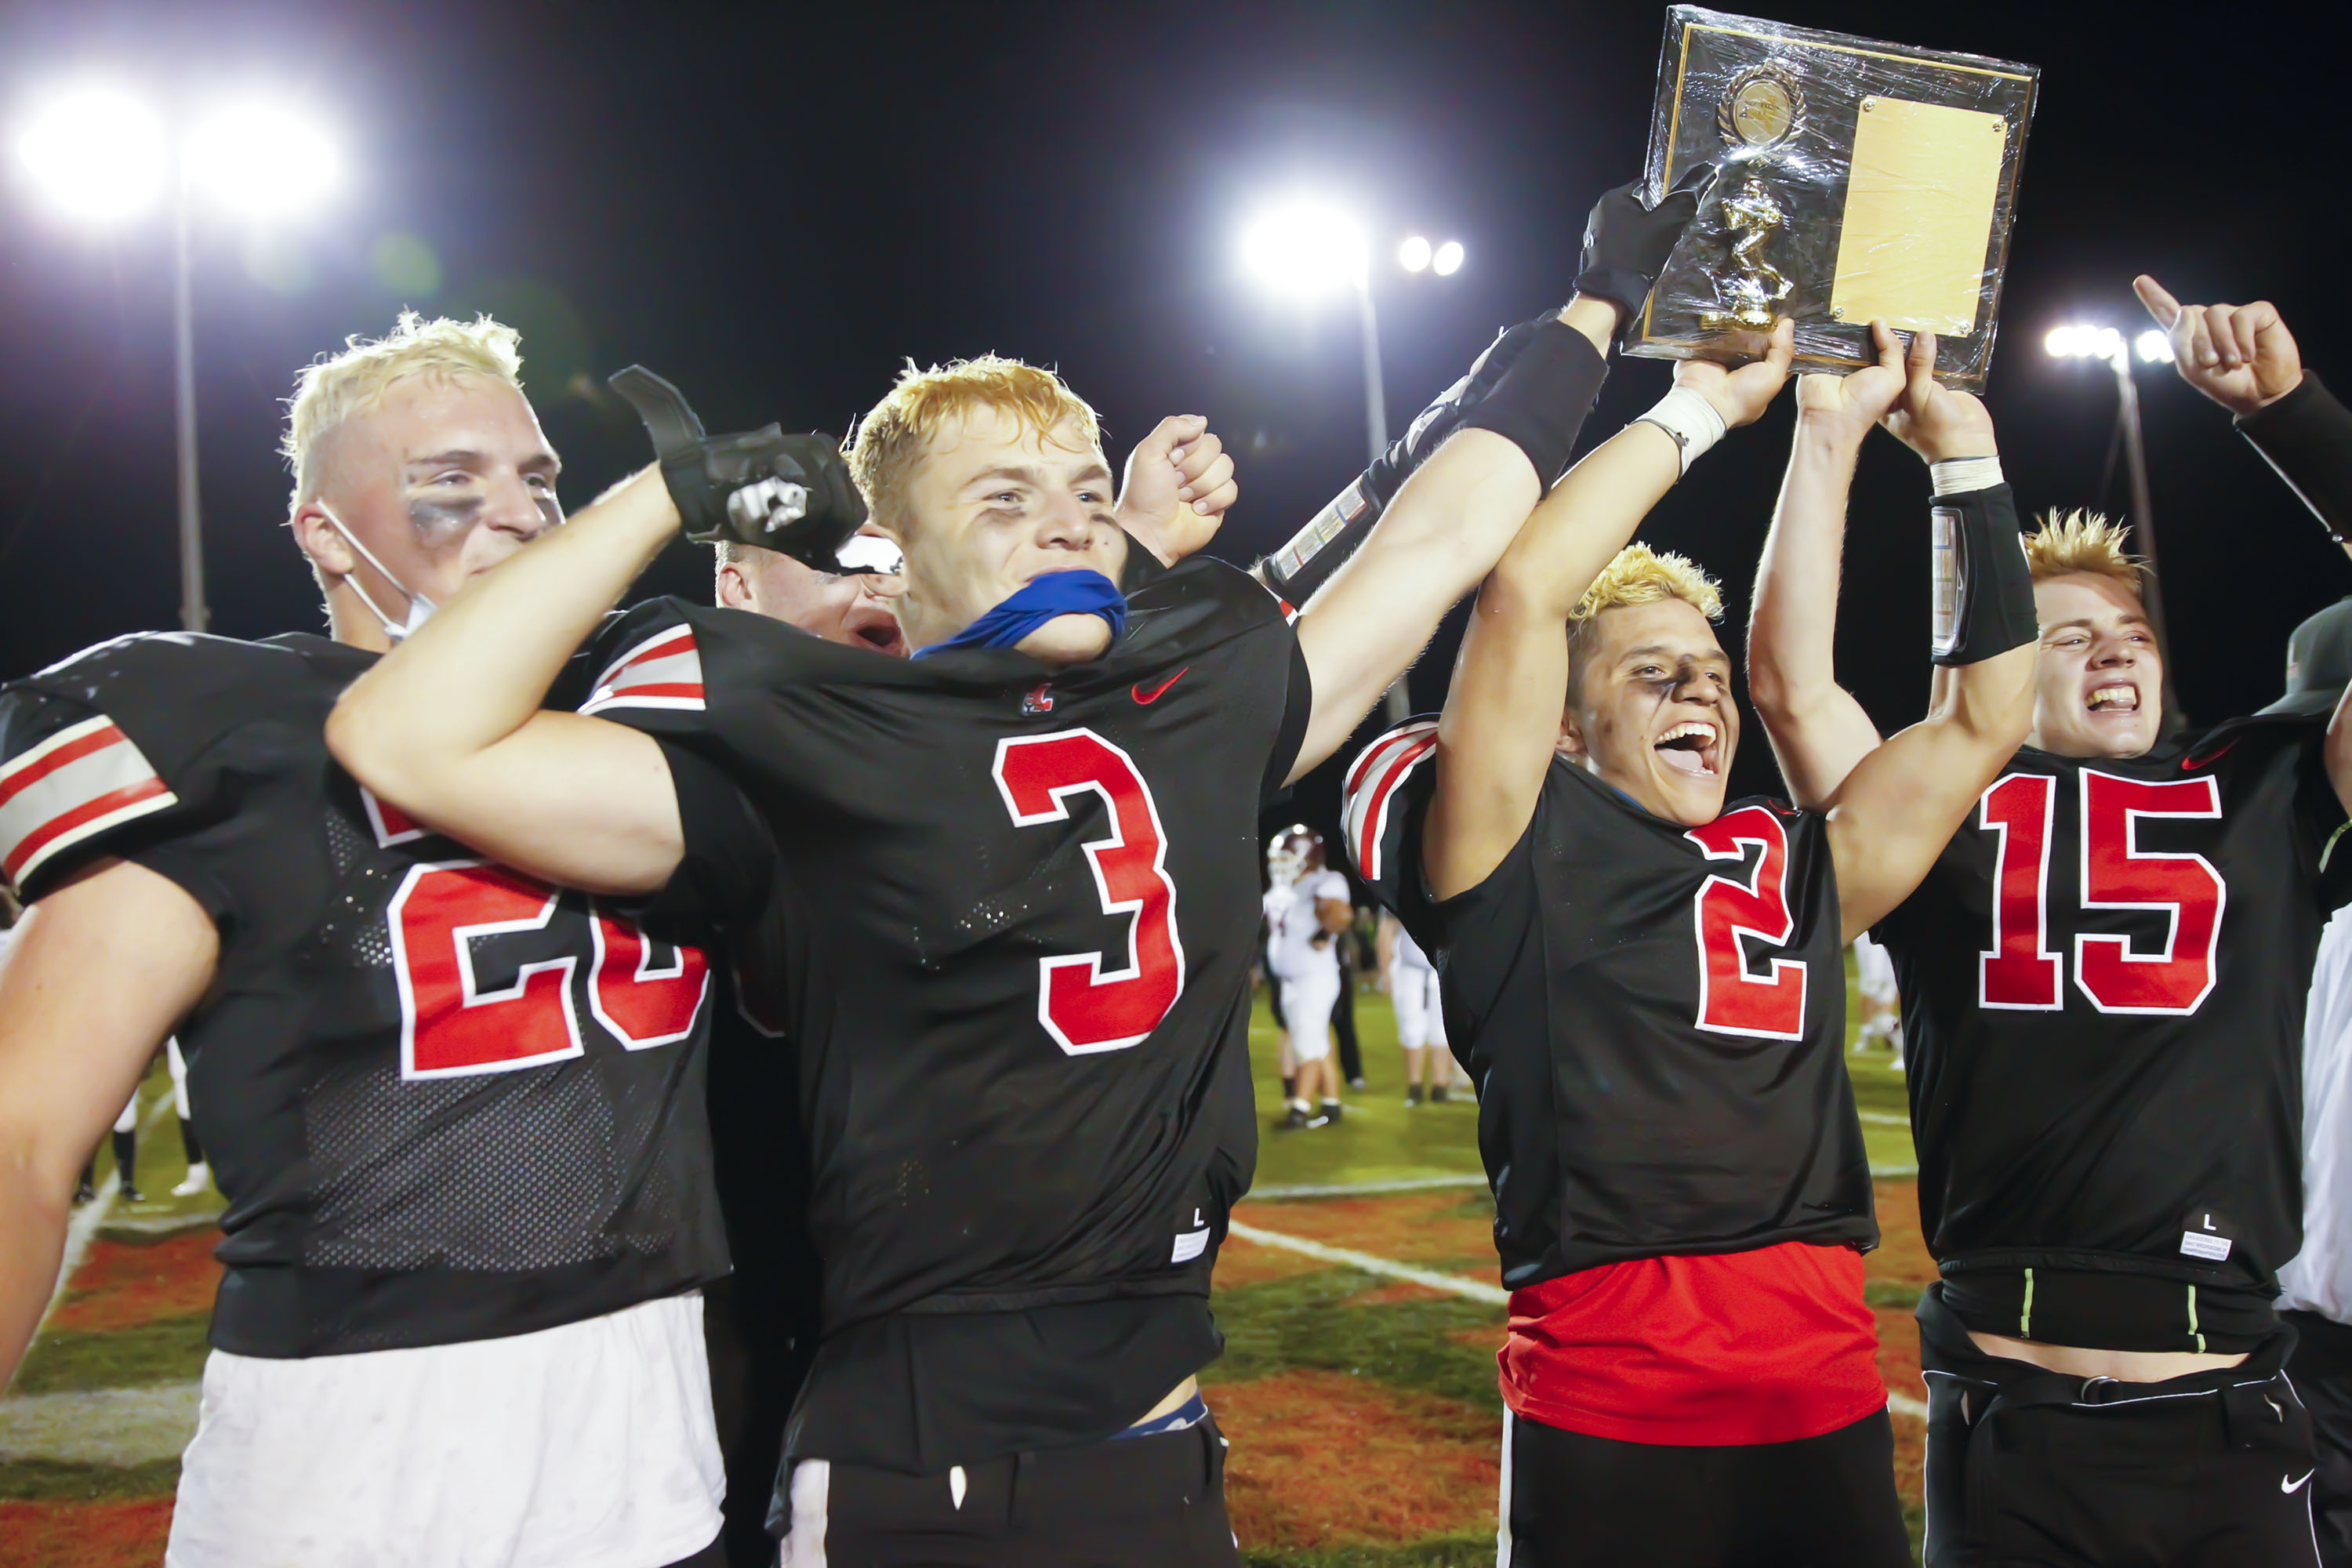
[9,80,350,634]
[15,83,169,223]
[185,103,339,216]
[2136,328,2174,365]
[1240,200,1367,299]
[1432,239,1465,277]
[1398,234,1432,273]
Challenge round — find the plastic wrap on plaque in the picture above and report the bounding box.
[1628,8,2038,390]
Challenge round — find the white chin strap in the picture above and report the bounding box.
[317,502,437,642]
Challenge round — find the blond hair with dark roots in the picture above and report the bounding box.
[1565,543,1726,688]
[2023,509,2147,590]
[282,312,525,504]
[844,354,1101,539]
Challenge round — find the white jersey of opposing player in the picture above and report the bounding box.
[2281,907,2352,1323]
[1853,933,1899,1007]
[1392,924,1434,974]
[1267,869,1349,983]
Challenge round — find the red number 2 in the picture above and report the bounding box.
[1685,806,1807,1040]
[993,728,1187,1055]
[1976,770,2224,1016]
[389,860,710,1079]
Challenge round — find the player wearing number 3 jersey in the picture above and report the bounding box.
[324,176,1691,1555]
[1348,322,2040,1567]
[1751,287,2352,1566]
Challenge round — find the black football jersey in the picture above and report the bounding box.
[0,632,728,1357]
[1344,721,1875,1289]
[585,557,1309,1337]
[1877,716,2352,1298]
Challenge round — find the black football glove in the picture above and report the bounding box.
[1570,162,1719,327]
[608,365,867,569]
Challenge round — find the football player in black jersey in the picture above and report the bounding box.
[1749,285,2352,1566]
[324,176,1704,1566]
[1343,320,2040,1567]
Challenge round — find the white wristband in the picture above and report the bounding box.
[1635,387,1728,476]
[1930,454,2005,496]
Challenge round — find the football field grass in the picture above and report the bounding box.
[0,964,1926,1566]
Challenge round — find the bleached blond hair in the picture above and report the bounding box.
[844,354,1101,538]
[1565,543,1725,688]
[2024,509,2147,590]
[281,312,524,503]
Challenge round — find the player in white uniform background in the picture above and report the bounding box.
[1378,913,1450,1105]
[1851,934,1901,1070]
[1265,826,1352,1129]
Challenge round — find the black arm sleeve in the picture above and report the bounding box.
[2238,371,2352,543]
[630,739,777,948]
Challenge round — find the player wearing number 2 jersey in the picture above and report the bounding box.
[1349,323,2039,1567]
[1751,284,2352,1566]
[324,175,1704,1559]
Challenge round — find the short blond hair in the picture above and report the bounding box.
[1565,543,1724,683]
[2024,509,2147,590]
[844,354,1100,537]
[283,312,524,502]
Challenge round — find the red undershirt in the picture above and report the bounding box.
[1500,1240,1886,1446]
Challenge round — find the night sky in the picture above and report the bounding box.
[2,0,2341,858]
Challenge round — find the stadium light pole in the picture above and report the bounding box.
[1241,205,1465,718]
[2045,321,2186,732]
[14,85,341,633]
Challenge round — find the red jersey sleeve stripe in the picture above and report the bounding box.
[0,717,178,887]
[1340,722,1438,883]
[582,626,706,714]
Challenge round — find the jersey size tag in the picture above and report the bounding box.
[2181,1207,2234,1261]
[1172,1204,1211,1264]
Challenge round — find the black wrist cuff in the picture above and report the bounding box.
[2238,370,2352,543]
[1460,322,1610,486]
[1931,483,2038,667]
[1570,267,1650,331]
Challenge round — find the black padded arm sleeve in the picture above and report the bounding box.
[2238,371,2352,543]
[1931,484,2038,668]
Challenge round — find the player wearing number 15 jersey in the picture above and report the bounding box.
[0,316,743,1568]
[1751,285,2352,1566]
[1350,323,2041,1567]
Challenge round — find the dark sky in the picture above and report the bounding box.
[2,0,2342,854]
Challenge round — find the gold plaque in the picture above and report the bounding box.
[1628,8,2040,390]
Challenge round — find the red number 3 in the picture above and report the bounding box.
[993,728,1187,1054]
[389,860,710,1079]
[1685,806,1808,1040]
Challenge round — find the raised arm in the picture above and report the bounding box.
[2137,278,2352,813]
[1746,323,1911,806]
[327,466,692,895]
[1423,325,1795,898]
[1284,176,1714,780]
[0,860,216,1388]
[1821,346,2035,939]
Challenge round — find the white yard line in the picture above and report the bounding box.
[1857,1110,1910,1127]
[42,1091,176,1328]
[1250,1174,1490,1200]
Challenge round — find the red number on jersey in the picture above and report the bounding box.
[390,861,583,1079]
[1685,807,1807,1040]
[993,728,1187,1055]
[390,862,710,1078]
[1978,773,2062,1009]
[589,910,711,1048]
[2074,770,2225,1014]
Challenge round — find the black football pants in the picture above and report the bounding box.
[2286,1309,2352,1566]
[775,1418,1237,1566]
[1920,1283,2321,1566]
[1501,1406,1911,1567]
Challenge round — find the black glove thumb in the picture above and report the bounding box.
[609,365,869,569]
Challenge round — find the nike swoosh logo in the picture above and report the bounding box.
[2285,1470,2316,1493]
[1133,666,1189,705]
